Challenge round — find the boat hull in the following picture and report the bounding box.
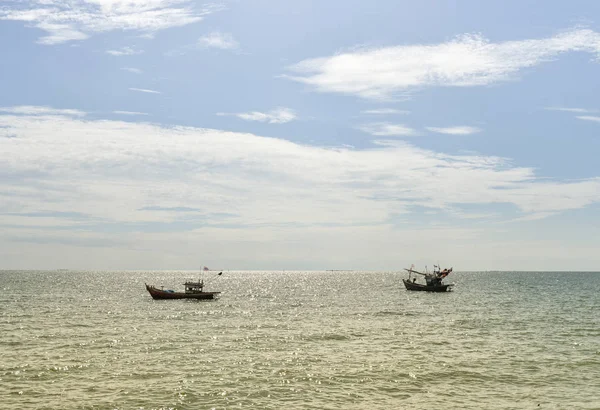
[402,279,452,292]
[145,284,220,300]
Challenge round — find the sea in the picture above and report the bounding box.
[1,270,599,409]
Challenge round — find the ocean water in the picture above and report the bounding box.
[1,270,599,409]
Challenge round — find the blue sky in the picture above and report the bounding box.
[1,0,600,270]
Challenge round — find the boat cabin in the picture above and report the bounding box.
[183,281,204,294]
[425,274,442,287]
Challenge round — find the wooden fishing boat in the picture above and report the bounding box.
[402,279,452,292]
[145,281,220,300]
[403,265,454,292]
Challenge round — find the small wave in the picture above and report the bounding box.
[374,310,415,316]
[303,333,350,341]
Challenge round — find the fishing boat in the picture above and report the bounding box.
[146,269,222,300]
[146,283,220,300]
[403,265,454,292]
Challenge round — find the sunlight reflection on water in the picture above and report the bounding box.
[0,270,599,409]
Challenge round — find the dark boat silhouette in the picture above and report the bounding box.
[145,280,220,300]
[403,265,454,292]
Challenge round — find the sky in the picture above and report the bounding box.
[1,0,600,271]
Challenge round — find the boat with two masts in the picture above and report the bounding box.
[403,264,454,292]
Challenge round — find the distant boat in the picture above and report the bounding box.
[403,265,454,292]
[402,278,453,292]
[145,280,221,300]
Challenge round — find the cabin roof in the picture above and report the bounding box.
[183,281,204,286]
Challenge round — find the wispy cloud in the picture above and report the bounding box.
[0,2,223,45]
[217,107,297,124]
[286,28,600,99]
[34,22,89,45]
[129,88,161,94]
[198,31,238,50]
[107,47,143,56]
[576,116,600,123]
[1,107,599,229]
[0,106,85,117]
[121,67,143,74]
[545,107,596,114]
[2,107,600,269]
[426,126,481,135]
[113,111,149,116]
[166,31,239,56]
[546,107,600,125]
[359,122,418,137]
[361,108,410,115]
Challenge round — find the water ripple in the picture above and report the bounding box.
[0,270,599,408]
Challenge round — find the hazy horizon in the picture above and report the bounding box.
[2,269,599,274]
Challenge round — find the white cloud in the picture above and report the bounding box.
[35,23,89,45]
[286,28,600,99]
[1,107,600,269]
[166,31,239,56]
[198,31,238,50]
[121,67,143,74]
[361,109,410,115]
[426,126,481,135]
[545,107,595,113]
[0,105,86,117]
[129,87,161,94]
[107,47,143,56]
[0,1,222,45]
[113,110,148,116]
[576,116,600,123]
[218,107,297,124]
[359,122,418,137]
[1,107,599,224]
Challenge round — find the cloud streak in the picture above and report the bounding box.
[217,107,297,124]
[286,28,600,99]
[426,126,481,135]
[0,106,86,117]
[359,123,418,137]
[113,111,149,116]
[129,87,161,94]
[361,108,410,115]
[545,107,596,114]
[576,116,600,123]
[107,47,143,56]
[121,67,143,74]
